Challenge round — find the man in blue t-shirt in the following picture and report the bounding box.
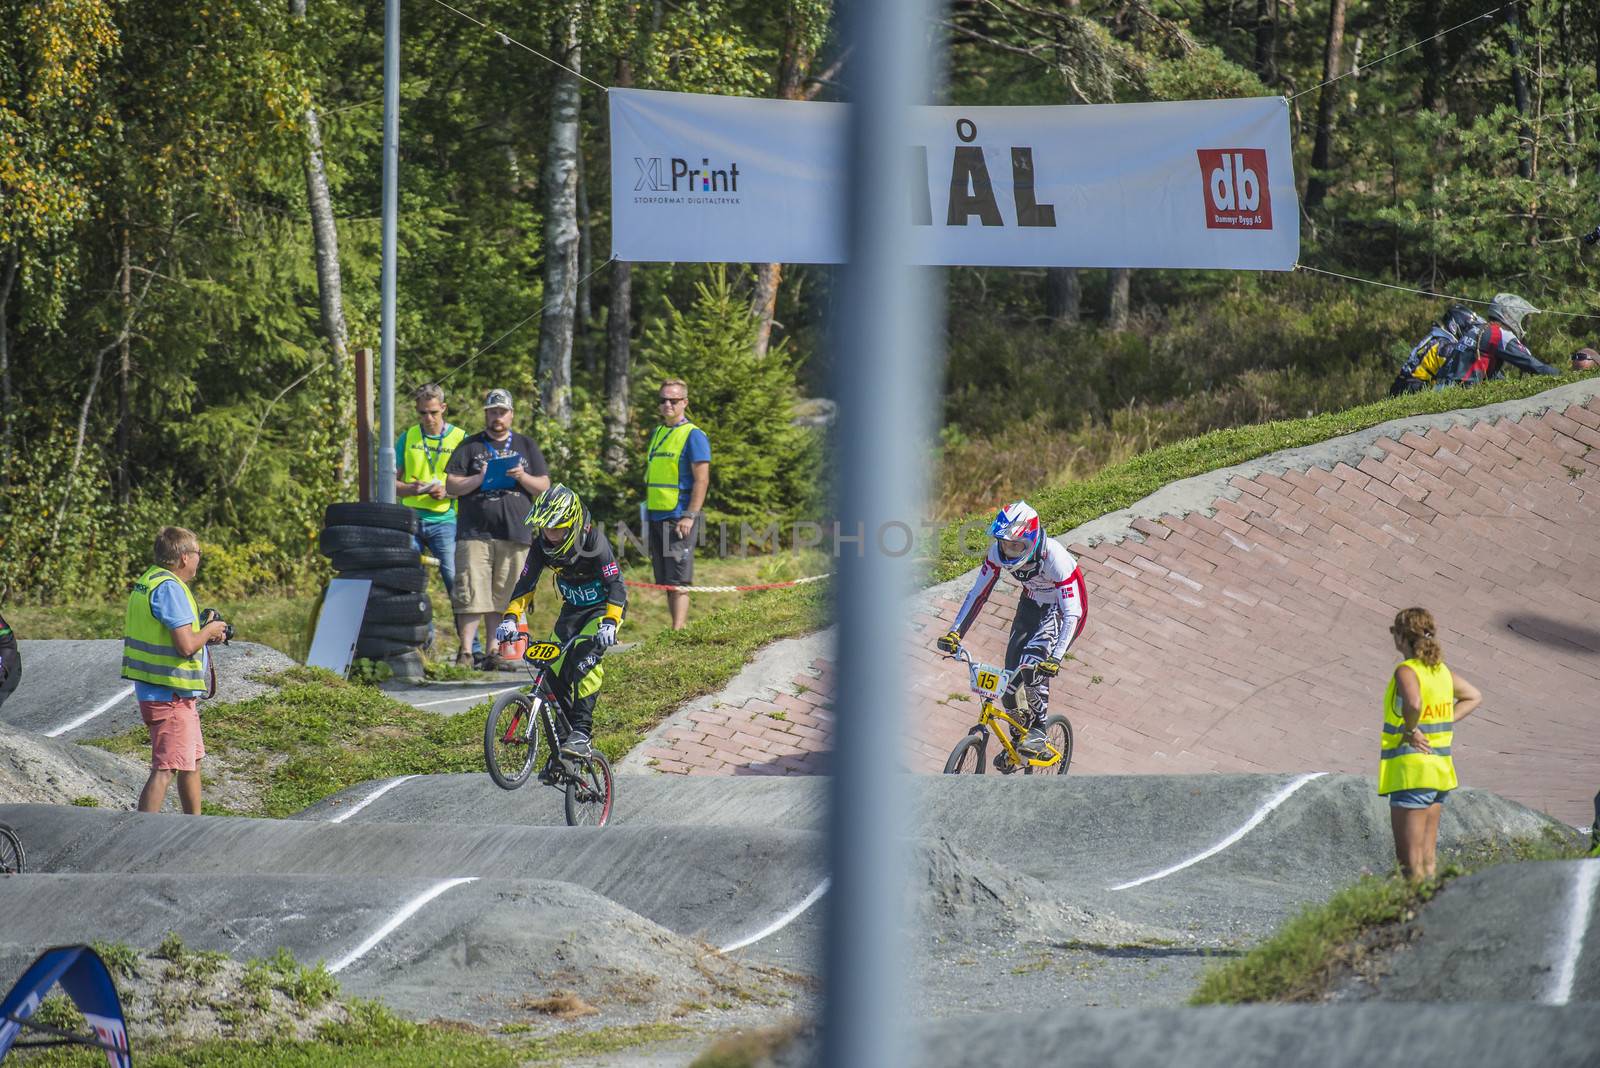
[643,378,711,630]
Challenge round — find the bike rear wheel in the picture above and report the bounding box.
[565,751,614,826]
[0,823,22,874]
[485,691,540,790]
[942,731,986,774]
[1025,715,1073,776]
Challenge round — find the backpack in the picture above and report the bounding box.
[1397,305,1484,384]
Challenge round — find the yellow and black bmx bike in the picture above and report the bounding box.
[483,633,613,826]
[941,643,1072,775]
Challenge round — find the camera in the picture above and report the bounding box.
[198,607,234,645]
[1582,224,1600,246]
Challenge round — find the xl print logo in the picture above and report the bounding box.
[1197,148,1273,230]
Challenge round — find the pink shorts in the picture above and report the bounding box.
[139,698,205,771]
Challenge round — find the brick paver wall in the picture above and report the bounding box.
[641,399,1600,826]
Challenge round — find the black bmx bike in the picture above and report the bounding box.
[482,633,614,827]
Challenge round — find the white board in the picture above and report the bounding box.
[306,579,371,676]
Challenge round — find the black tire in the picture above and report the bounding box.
[942,732,986,774]
[355,635,421,660]
[331,546,422,573]
[1025,715,1073,776]
[385,648,426,682]
[338,567,429,593]
[360,620,430,644]
[319,525,416,557]
[566,751,614,827]
[0,823,22,874]
[364,590,432,625]
[485,691,540,790]
[324,502,418,534]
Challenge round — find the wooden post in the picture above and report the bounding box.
[355,347,373,502]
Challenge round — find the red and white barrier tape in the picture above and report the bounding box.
[625,573,833,593]
[426,553,832,594]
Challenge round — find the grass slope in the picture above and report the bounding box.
[936,371,1596,582]
[1189,830,1586,1004]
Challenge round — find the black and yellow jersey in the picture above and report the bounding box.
[504,523,627,624]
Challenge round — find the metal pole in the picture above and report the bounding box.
[823,0,937,1065]
[375,0,400,505]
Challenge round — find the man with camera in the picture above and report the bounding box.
[122,526,230,815]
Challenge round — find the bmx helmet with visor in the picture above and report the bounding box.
[990,500,1043,571]
[525,483,588,565]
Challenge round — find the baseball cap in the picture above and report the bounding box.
[482,388,514,410]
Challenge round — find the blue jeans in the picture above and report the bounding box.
[414,520,457,596]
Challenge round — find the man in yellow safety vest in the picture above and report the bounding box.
[394,383,466,599]
[643,378,710,630]
[122,526,231,814]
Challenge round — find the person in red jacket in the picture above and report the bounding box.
[1437,294,1561,386]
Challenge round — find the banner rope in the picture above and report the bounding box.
[1294,264,1600,321]
[425,0,611,93]
[1288,5,1506,101]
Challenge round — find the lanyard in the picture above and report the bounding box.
[419,426,452,472]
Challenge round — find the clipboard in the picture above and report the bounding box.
[479,454,520,493]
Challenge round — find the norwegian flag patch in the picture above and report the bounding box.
[602,561,620,579]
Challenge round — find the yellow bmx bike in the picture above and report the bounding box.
[941,643,1072,775]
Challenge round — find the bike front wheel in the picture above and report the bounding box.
[1025,715,1073,776]
[942,731,987,774]
[0,823,22,874]
[485,691,540,790]
[565,751,614,826]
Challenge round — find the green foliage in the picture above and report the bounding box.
[90,941,140,980]
[640,267,823,526]
[247,948,338,1009]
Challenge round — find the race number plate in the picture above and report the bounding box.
[974,666,1004,697]
[524,642,562,662]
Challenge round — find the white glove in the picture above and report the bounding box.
[494,617,520,645]
[594,620,618,650]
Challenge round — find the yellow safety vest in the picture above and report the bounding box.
[400,423,466,514]
[645,421,699,513]
[1378,657,1458,794]
[121,567,207,691]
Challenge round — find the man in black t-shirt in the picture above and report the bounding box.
[444,389,551,667]
[0,611,20,711]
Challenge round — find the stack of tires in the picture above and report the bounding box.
[320,502,432,681]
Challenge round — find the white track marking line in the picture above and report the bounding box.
[408,689,509,709]
[327,775,419,823]
[1108,772,1327,891]
[719,877,832,954]
[44,686,134,738]
[328,877,478,974]
[1547,859,1600,1005]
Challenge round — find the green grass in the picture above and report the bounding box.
[1189,828,1588,1004]
[936,372,1597,581]
[85,574,824,815]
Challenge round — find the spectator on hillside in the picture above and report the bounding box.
[445,389,550,669]
[1571,348,1599,373]
[1390,305,1484,396]
[122,527,231,815]
[394,384,466,598]
[1379,608,1481,881]
[643,378,710,631]
[0,610,19,712]
[1436,294,1561,387]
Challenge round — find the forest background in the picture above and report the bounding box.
[3,0,1599,604]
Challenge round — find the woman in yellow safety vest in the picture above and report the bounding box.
[1380,607,1481,881]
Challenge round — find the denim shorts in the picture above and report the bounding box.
[1388,787,1451,809]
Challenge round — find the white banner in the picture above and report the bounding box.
[610,88,1298,270]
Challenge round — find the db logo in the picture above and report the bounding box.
[1197,148,1272,230]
